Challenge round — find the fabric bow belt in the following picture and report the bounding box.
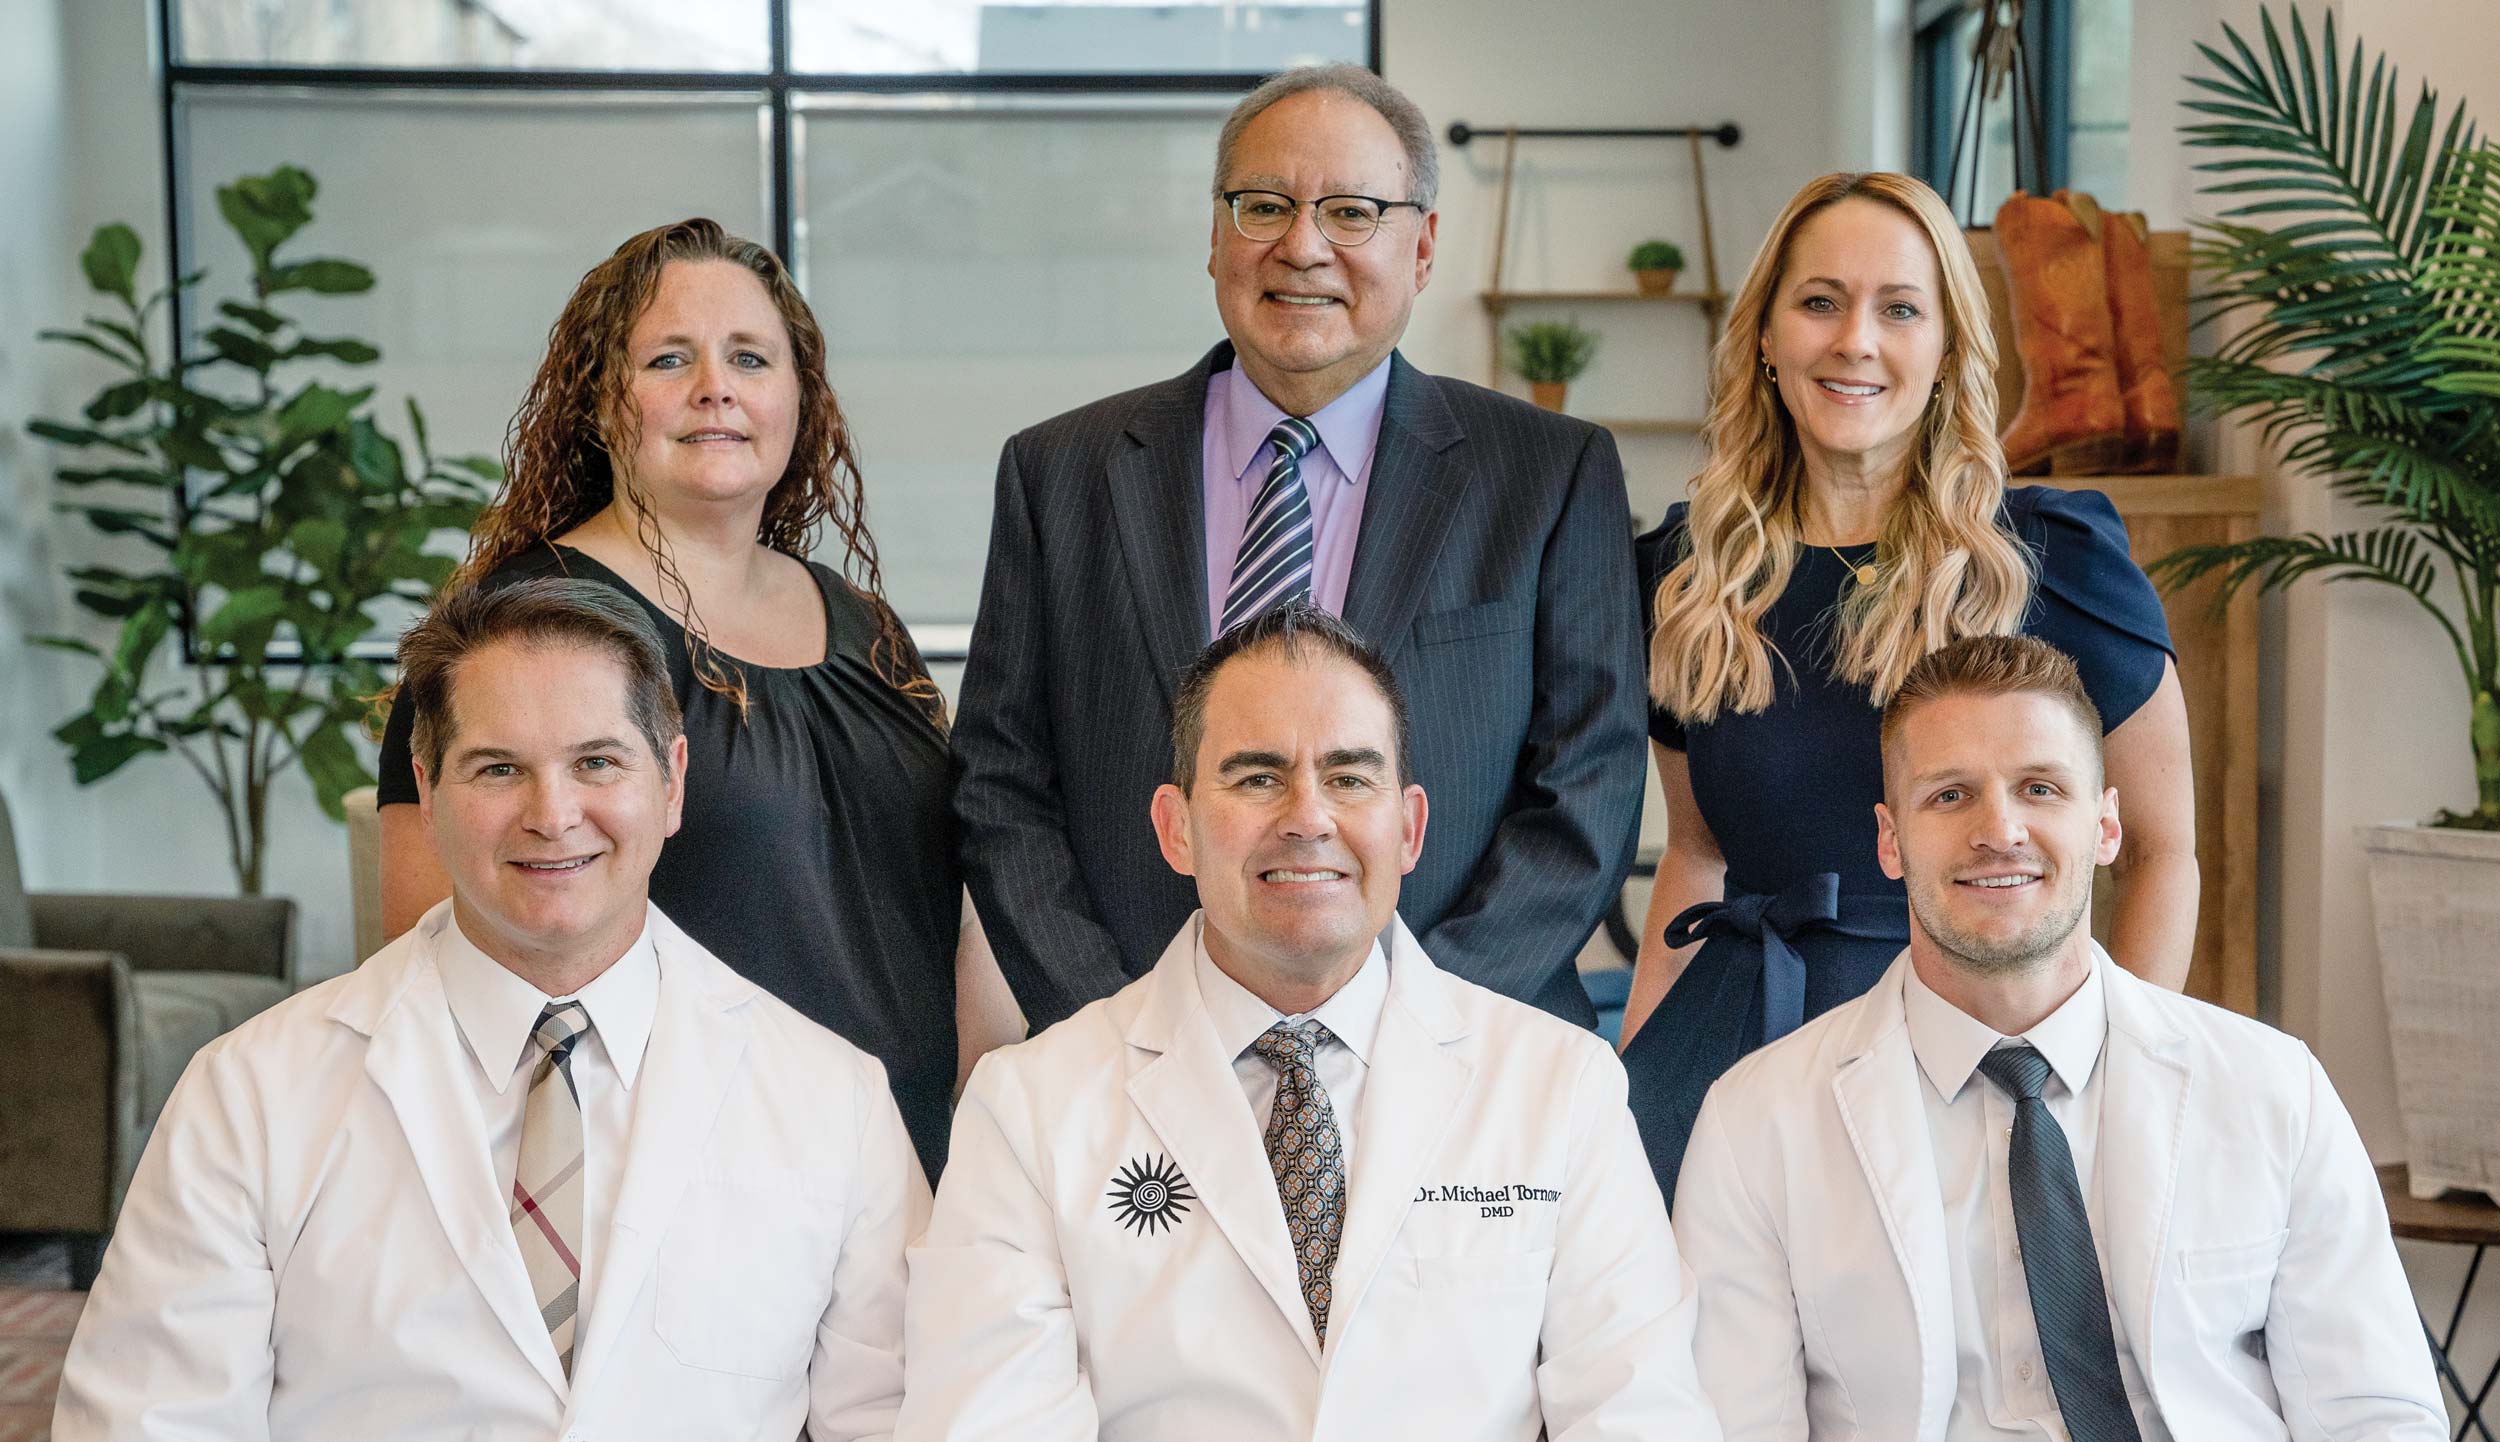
[1665,873,1910,1046]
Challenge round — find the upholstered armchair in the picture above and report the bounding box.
[0,788,295,1287]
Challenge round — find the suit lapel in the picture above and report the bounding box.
[1107,346,1225,704]
[1341,353,1469,663]
[560,917,755,1417]
[1123,928,1321,1364]
[1829,964,1956,1442]
[355,938,568,1399]
[1324,921,1470,1347]
[2091,957,2189,1368]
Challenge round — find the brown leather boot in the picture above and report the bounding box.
[2098,205,2182,473]
[1994,189,2126,475]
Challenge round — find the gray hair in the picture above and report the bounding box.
[1212,65,1439,213]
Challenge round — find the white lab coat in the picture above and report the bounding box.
[1672,950,2444,1442]
[897,913,1721,1442]
[53,901,928,1442]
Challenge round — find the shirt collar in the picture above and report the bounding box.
[1218,353,1393,490]
[1192,915,1389,1068]
[435,907,662,1093]
[1902,947,2109,1103]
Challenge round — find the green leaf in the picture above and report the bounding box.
[68,731,166,785]
[287,335,380,365]
[28,418,145,454]
[203,325,283,371]
[275,383,368,452]
[443,455,503,482]
[217,166,317,273]
[265,259,374,296]
[287,516,350,568]
[406,399,433,469]
[62,504,174,547]
[217,300,288,333]
[52,464,172,489]
[157,426,228,474]
[32,635,104,660]
[80,224,142,305]
[112,600,173,682]
[297,720,372,821]
[83,379,154,422]
[38,326,144,371]
[196,586,287,651]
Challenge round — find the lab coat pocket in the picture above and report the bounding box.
[654,1169,844,1380]
[1415,1247,1556,1294]
[2176,1229,2288,1340]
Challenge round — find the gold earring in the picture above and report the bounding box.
[1761,360,1778,385]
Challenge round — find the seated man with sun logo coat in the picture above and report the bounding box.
[897,600,1720,1442]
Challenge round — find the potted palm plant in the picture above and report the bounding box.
[1627,239,1686,296]
[2152,4,2500,1199]
[1507,319,1598,412]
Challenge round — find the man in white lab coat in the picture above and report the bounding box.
[898,597,1718,1442]
[54,579,926,1442]
[1673,634,2442,1442]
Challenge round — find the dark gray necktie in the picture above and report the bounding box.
[1977,1043,2143,1442]
[1220,417,1320,634]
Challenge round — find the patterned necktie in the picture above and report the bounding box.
[1252,1018,1347,1345]
[512,1001,592,1379]
[1977,1044,2143,1442]
[1220,416,1321,634]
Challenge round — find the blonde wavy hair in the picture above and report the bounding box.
[1648,172,2034,721]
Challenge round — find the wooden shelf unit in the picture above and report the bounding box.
[1479,289,1729,313]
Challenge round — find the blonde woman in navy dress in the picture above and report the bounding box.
[1619,172,2199,1202]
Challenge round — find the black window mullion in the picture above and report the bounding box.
[770,0,795,265]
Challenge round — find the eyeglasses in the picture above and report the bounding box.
[1219,189,1426,247]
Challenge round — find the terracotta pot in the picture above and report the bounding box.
[1633,266,1680,296]
[1529,380,1568,411]
[2361,821,2500,1202]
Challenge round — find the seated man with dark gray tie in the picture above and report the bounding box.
[1672,634,2441,1442]
[55,579,924,1442]
[900,600,1719,1442]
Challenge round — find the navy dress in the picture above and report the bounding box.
[1622,485,2173,1204]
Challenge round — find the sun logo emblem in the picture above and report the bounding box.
[1107,1153,1197,1236]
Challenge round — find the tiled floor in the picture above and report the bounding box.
[0,1240,79,1442]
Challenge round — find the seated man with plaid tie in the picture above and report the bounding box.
[55,579,925,1442]
[1672,634,2441,1442]
[898,599,1720,1442]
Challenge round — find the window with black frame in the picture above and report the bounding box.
[163,0,1380,656]
[1909,0,2130,225]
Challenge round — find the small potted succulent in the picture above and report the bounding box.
[1506,319,1598,411]
[1627,239,1686,295]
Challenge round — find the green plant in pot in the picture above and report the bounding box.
[28,165,498,894]
[1507,319,1599,412]
[1627,239,1686,296]
[2155,3,2500,1203]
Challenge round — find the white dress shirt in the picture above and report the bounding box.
[1193,919,1387,1169]
[1902,957,2170,1442]
[434,913,660,1340]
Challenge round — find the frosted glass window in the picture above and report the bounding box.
[798,98,1230,625]
[790,1,1366,75]
[177,0,771,71]
[180,90,771,471]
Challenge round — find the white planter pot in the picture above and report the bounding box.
[2360,822,2500,1202]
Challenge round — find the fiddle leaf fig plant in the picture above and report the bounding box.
[29,165,499,892]
[1506,319,1600,384]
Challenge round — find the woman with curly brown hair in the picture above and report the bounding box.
[374,218,1013,1180]
[1616,173,2199,1202]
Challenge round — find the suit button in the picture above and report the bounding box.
[2018,1362,2035,1382]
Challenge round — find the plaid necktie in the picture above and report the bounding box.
[1978,1043,2143,1442]
[512,1000,591,1379]
[1252,1018,1347,1344]
[1220,416,1321,634]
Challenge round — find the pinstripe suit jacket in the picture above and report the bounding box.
[954,342,1646,1032]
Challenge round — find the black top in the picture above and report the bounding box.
[1639,484,2173,897]
[378,545,962,1178]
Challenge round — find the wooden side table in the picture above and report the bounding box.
[2383,1163,2500,1441]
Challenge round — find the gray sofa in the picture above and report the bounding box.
[0,788,295,1288]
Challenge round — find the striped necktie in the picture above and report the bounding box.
[1978,1044,2143,1442]
[1220,416,1322,634]
[512,1000,592,1379]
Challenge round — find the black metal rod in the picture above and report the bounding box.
[165,63,1280,95]
[1446,121,1740,149]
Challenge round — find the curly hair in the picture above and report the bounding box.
[451,217,940,726]
[1647,172,2035,721]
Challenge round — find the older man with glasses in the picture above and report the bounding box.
[954,63,1648,1038]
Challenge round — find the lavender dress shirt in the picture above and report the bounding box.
[1199,356,1391,634]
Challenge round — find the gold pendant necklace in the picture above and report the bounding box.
[1818,541,1877,587]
